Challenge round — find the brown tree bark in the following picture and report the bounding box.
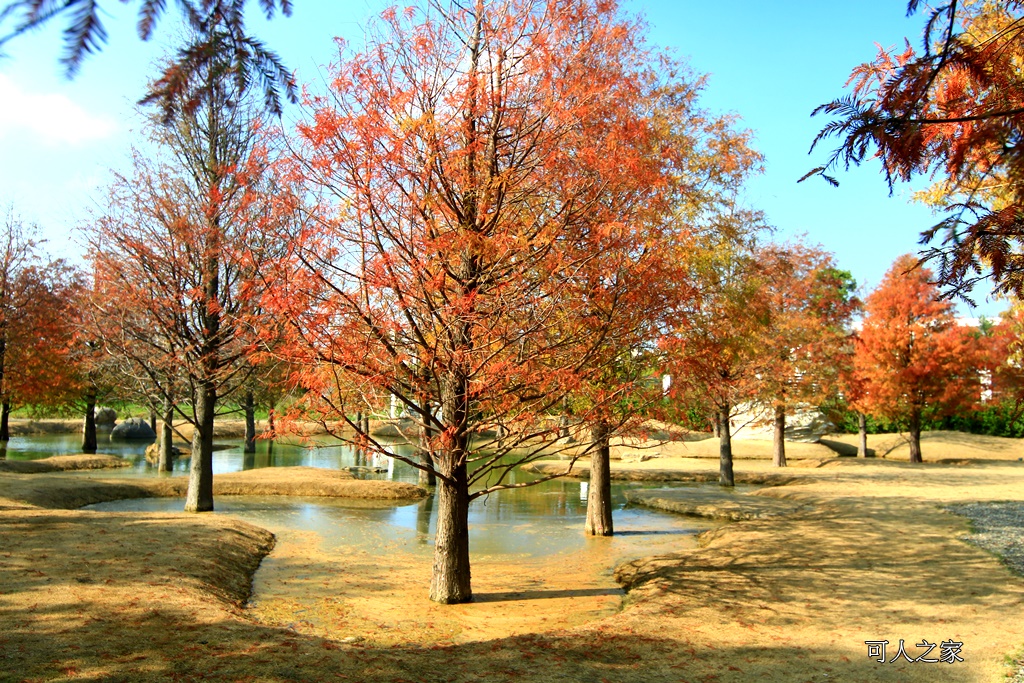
[857,412,868,458]
[718,403,734,487]
[429,461,472,603]
[908,409,923,464]
[0,400,10,442]
[772,404,786,467]
[148,406,157,433]
[185,384,216,512]
[159,396,174,473]
[82,390,97,454]
[711,411,720,438]
[585,421,613,536]
[243,391,256,454]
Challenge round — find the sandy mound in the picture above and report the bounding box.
[523,460,798,485]
[825,430,1024,461]
[625,487,807,520]
[0,466,425,511]
[0,454,131,473]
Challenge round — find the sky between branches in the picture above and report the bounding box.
[0,0,999,316]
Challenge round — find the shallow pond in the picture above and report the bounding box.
[12,432,718,559]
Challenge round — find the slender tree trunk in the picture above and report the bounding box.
[268,408,276,438]
[430,461,472,603]
[243,391,256,454]
[82,390,97,454]
[0,400,10,442]
[185,384,216,512]
[711,412,720,438]
[159,396,174,473]
[148,406,157,433]
[908,410,923,464]
[418,399,436,487]
[857,413,868,458]
[585,421,613,536]
[718,403,734,487]
[772,404,786,467]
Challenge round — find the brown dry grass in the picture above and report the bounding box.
[1,431,1024,681]
[0,454,131,474]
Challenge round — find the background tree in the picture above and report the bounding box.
[88,65,283,509]
[269,0,738,602]
[0,207,81,441]
[807,0,1024,300]
[853,254,981,462]
[662,212,772,486]
[754,242,859,466]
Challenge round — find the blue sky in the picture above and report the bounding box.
[0,0,1002,316]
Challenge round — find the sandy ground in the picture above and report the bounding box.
[1,432,1024,681]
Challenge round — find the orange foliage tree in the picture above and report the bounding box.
[265,0,750,602]
[754,242,859,467]
[661,217,773,486]
[808,1,1024,300]
[854,254,981,462]
[87,77,285,507]
[0,207,81,443]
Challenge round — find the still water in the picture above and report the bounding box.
[8,433,714,558]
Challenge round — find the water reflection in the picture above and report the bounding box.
[18,432,715,559]
[89,491,712,559]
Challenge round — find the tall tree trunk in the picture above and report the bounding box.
[585,421,613,536]
[857,412,868,458]
[159,396,174,473]
[430,462,472,603]
[268,408,276,438]
[0,400,10,442]
[243,391,256,454]
[149,406,157,433]
[711,412,720,438]
[185,384,216,512]
[418,399,436,487]
[908,410,923,464]
[82,390,97,454]
[718,403,734,487]
[772,404,786,467]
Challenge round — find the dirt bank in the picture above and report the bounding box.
[0,466,424,511]
[0,454,131,473]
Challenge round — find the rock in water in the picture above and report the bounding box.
[94,407,117,428]
[110,417,157,440]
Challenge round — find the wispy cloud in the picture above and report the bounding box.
[0,74,118,145]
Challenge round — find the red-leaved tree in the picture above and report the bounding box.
[854,254,980,462]
[266,0,747,603]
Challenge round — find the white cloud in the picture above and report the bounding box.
[0,74,118,145]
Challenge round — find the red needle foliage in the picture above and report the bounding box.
[853,254,980,462]
[264,0,755,603]
[808,1,1024,300]
[0,208,81,440]
[754,242,860,466]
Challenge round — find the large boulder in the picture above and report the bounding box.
[94,407,117,428]
[110,417,157,440]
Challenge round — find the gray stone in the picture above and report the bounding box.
[110,417,157,440]
[94,406,117,427]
